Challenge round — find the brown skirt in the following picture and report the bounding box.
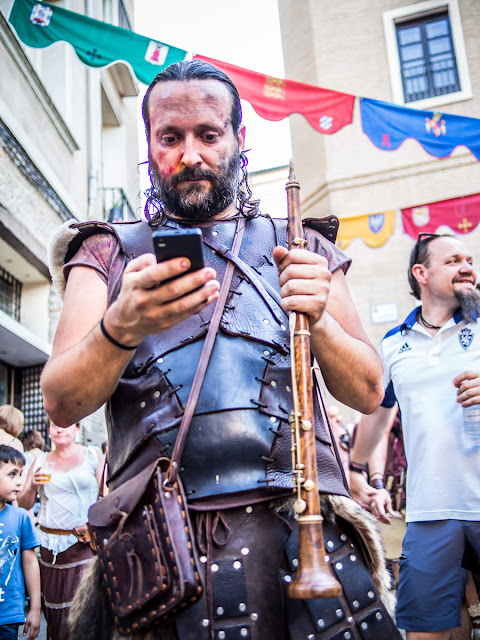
[40,542,95,640]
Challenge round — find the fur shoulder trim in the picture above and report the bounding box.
[48,219,80,299]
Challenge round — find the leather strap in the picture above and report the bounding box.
[39,525,81,536]
[202,236,286,324]
[167,216,246,486]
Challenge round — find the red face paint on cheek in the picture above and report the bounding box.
[154,157,178,176]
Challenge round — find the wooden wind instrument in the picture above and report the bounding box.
[286,161,342,599]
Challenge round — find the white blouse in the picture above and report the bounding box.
[35,446,100,557]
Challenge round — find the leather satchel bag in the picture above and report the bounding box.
[88,457,202,635]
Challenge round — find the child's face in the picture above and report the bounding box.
[0,462,24,503]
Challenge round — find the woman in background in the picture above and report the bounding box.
[18,420,103,640]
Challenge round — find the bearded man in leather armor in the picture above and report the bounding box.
[44,60,401,640]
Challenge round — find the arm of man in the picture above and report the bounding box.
[349,425,390,512]
[348,405,397,510]
[350,405,397,465]
[42,253,219,426]
[273,247,383,413]
[365,428,395,524]
[22,548,41,640]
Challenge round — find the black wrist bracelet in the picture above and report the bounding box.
[370,477,385,490]
[349,460,368,476]
[100,318,138,351]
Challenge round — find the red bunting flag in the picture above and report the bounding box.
[402,192,480,239]
[194,55,355,135]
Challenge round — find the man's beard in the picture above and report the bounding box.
[455,286,480,324]
[148,151,241,221]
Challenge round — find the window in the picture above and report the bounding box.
[0,362,10,406]
[396,13,459,103]
[0,265,22,322]
[17,365,48,437]
[383,0,472,109]
[118,0,131,31]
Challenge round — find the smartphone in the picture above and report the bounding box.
[152,227,205,277]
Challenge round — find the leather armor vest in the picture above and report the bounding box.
[67,215,349,505]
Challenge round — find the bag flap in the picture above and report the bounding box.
[88,458,165,527]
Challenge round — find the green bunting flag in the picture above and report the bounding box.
[9,0,190,85]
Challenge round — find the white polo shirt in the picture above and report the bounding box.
[379,306,480,523]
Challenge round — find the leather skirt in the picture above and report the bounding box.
[174,502,402,640]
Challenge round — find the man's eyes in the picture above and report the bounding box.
[161,134,178,145]
[202,132,219,142]
[159,132,220,145]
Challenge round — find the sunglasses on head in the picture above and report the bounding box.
[412,233,440,264]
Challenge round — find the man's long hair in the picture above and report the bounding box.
[142,60,259,221]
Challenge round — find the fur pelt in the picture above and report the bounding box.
[328,493,396,616]
[273,493,396,616]
[47,219,79,299]
[67,555,177,640]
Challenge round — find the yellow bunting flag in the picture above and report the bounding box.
[336,210,395,250]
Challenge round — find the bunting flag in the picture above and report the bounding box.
[360,97,480,161]
[402,193,480,239]
[336,210,395,249]
[8,2,480,159]
[195,55,355,135]
[8,0,189,85]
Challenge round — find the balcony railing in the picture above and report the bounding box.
[102,187,137,223]
[401,56,460,103]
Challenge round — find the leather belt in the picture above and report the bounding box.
[39,525,78,536]
[39,524,95,551]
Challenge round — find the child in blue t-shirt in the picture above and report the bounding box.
[0,445,41,640]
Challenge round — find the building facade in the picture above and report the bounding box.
[0,0,140,445]
[278,0,480,419]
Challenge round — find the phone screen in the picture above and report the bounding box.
[152,227,205,276]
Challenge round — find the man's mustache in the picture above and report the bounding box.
[453,276,475,285]
[171,167,217,187]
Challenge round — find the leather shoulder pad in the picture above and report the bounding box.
[303,216,339,244]
[65,220,152,263]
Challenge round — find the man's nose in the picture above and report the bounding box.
[181,135,202,167]
[460,260,474,272]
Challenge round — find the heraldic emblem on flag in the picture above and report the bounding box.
[30,3,52,26]
[459,327,474,351]
[412,206,430,227]
[145,41,169,66]
[425,113,446,137]
[368,213,385,234]
[319,115,333,130]
[263,77,286,100]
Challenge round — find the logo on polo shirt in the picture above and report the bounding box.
[398,342,412,354]
[459,327,474,350]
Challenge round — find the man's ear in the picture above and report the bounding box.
[237,125,245,152]
[412,263,427,286]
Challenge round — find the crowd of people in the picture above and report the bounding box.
[0,413,103,640]
[1,58,480,640]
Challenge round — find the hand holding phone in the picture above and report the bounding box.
[152,228,205,279]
